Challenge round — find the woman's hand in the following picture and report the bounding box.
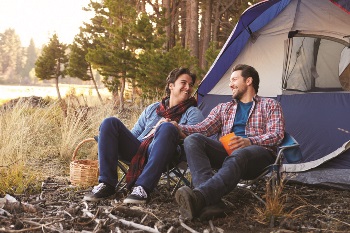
[154,118,171,129]
[169,121,187,139]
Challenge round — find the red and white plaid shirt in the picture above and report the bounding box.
[179,95,285,152]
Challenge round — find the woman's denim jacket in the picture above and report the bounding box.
[131,102,204,141]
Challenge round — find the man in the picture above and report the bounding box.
[172,64,285,220]
[83,67,204,204]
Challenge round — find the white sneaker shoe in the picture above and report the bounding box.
[123,186,148,204]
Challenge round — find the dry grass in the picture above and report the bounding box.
[254,174,289,225]
[0,163,42,195]
[0,98,60,164]
[254,174,306,226]
[0,89,143,195]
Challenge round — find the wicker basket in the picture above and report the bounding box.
[70,138,99,186]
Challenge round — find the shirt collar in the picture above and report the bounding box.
[232,95,260,104]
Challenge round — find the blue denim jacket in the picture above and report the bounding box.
[131,102,204,141]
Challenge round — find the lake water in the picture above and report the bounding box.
[0,84,110,101]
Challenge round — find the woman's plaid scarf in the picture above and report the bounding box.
[126,96,197,190]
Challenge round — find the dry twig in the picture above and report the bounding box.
[179,218,200,233]
[108,213,161,233]
[0,218,65,233]
[296,196,350,227]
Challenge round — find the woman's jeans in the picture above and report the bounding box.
[98,117,180,193]
[184,133,275,205]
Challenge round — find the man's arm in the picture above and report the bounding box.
[171,121,187,139]
[248,100,285,147]
[177,104,223,137]
[159,107,204,139]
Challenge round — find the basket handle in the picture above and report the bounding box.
[72,138,97,161]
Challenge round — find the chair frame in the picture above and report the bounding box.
[236,134,301,205]
[117,154,191,193]
[164,160,191,195]
[114,157,190,195]
[76,137,191,195]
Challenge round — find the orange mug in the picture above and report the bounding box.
[219,132,236,155]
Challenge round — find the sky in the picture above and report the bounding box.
[0,0,93,47]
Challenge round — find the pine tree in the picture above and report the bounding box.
[67,32,103,103]
[23,39,38,84]
[84,0,139,110]
[35,34,68,116]
[0,28,23,83]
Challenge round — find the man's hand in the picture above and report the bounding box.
[228,136,251,151]
[169,121,187,139]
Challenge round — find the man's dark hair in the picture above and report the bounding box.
[232,64,260,93]
[165,67,196,96]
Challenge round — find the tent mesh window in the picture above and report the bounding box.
[282,36,349,93]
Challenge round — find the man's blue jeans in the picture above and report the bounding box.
[98,117,180,193]
[184,133,275,205]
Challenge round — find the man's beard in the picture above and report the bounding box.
[232,87,246,100]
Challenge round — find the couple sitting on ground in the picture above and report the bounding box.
[84,64,285,221]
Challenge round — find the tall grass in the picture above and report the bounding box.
[0,93,143,195]
[254,176,287,225]
[0,163,42,195]
[0,98,59,164]
[254,174,304,226]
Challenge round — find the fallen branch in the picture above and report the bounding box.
[114,227,123,233]
[110,205,144,218]
[22,219,64,232]
[112,204,163,223]
[62,210,73,219]
[179,218,200,233]
[0,195,43,214]
[140,213,148,224]
[108,213,160,233]
[301,226,348,232]
[0,218,65,233]
[166,226,174,233]
[0,226,43,232]
[209,220,217,233]
[0,208,12,216]
[82,207,102,224]
[92,220,104,232]
[82,201,89,210]
[208,220,224,233]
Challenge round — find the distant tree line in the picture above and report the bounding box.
[0,29,37,85]
[0,0,257,110]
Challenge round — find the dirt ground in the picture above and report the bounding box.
[1,99,350,232]
[1,175,350,233]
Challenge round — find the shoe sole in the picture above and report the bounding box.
[123,198,147,204]
[175,186,195,220]
[83,193,116,202]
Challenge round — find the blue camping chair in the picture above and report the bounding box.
[236,132,302,204]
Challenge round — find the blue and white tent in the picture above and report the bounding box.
[198,0,350,189]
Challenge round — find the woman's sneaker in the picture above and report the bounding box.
[123,186,148,204]
[83,183,116,202]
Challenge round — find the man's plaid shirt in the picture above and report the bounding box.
[179,95,285,152]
